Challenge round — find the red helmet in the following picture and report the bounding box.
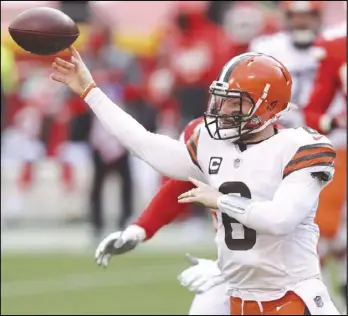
[204,53,292,141]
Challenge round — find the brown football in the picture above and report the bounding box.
[8,7,80,56]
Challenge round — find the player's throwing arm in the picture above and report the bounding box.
[50,47,199,181]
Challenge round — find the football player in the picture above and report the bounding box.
[51,48,340,315]
[304,30,347,311]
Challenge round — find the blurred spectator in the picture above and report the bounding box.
[60,0,90,23]
[222,2,268,57]
[158,5,231,130]
[1,71,67,220]
[206,1,231,25]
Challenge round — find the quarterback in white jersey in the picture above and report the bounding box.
[50,48,340,314]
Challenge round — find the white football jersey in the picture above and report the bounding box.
[193,125,335,301]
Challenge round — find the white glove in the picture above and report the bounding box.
[177,254,225,294]
[95,225,146,268]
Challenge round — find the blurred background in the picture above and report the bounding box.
[1,1,347,315]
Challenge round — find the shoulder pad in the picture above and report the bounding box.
[181,117,204,143]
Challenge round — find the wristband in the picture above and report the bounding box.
[80,82,96,99]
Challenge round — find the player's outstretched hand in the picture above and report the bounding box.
[177,253,225,294]
[95,225,146,268]
[178,177,223,209]
[50,46,94,96]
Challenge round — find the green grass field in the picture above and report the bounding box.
[1,249,215,315]
[2,249,345,315]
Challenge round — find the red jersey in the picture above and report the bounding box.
[304,33,347,133]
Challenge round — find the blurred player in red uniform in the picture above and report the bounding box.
[1,73,77,221]
[304,30,347,307]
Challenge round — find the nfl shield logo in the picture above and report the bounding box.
[313,296,324,308]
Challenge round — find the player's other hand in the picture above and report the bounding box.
[178,177,223,209]
[95,225,146,268]
[177,254,225,293]
[332,114,347,130]
[50,46,94,96]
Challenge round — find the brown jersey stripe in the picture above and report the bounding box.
[291,147,335,162]
[186,130,202,171]
[284,162,334,179]
[283,155,335,178]
[283,143,336,178]
[286,151,336,168]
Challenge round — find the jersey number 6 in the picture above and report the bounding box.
[219,182,257,251]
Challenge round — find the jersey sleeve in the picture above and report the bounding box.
[85,88,198,180]
[133,179,196,240]
[218,128,337,236]
[133,118,204,240]
[219,168,326,236]
[282,128,336,181]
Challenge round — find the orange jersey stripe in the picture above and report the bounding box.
[186,130,202,171]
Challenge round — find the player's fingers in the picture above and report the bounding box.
[95,246,104,262]
[188,276,207,292]
[55,57,75,70]
[97,253,105,266]
[177,192,189,199]
[70,56,80,67]
[52,62,71,75]
[177,196,197,204]
[50,73,67,84]
[186,253,199,266]
[178,188,197,200]
[113,235,124,248]
[178,269,199,287]
[69,46,82,61]
[199,279,215,293]
[102,253,110,268]
[188,177,206,188]
[95,250,104,265]
[96,255,103,266]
